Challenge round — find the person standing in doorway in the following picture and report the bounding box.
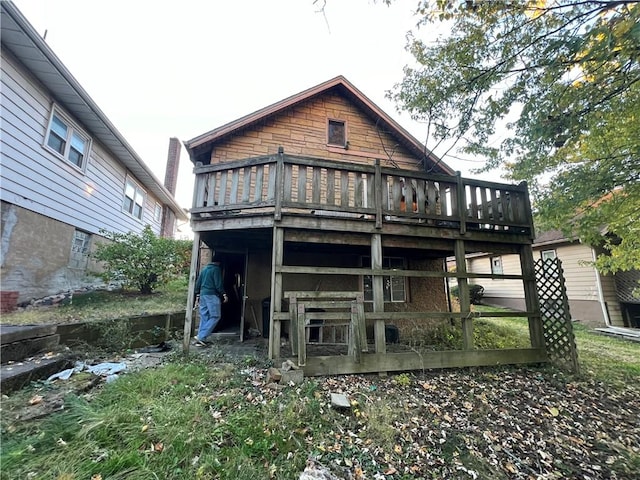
[193,252,228,346]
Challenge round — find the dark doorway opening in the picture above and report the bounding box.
[214,251,246,337]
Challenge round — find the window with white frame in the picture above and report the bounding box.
[541,250,557,262]
[154,202,163,222]
[123,178,145,220]
[69,229,91,269]
[362,256,406,302]
[45,108,91,169]
[490,256,503,275]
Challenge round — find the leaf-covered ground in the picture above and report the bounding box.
[2,347,638,480]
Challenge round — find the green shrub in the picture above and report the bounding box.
[93,226,192,294]
[450,284,485,304]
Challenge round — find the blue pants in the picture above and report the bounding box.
[197,294,221,340]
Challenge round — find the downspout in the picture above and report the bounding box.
[592,247,611,326]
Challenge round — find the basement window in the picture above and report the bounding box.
[44,107,91,170]
[327,119,346,147]
[69,229,91,269]
[362,256,406,303]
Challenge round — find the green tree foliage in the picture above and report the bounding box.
[94,226,192,294]
[391,0,640,272]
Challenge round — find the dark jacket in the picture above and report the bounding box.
[195,262,225,298]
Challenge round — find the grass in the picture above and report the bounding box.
[2,295,639,479]
[0,278,189,326]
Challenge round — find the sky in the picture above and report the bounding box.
[12,0,488,215]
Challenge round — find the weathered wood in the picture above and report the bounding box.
[283,163,293,202]
[312,166,321,204]
[326,168,335,205]
[297,348,548,376]
[298,165,307,202]
[274,152,284,220]
[297,303,306,366]
[194,155,274,173]
[354,172,364,208]
[206,172,217,207]
[284,291,363,299]
[218,170,228,206]
[269,227,284,359]
[289,295,298,356]
[455,239,473,350]
[183,231,201,354]
[254,165,264,202]
[371,234,386,356]
[520,244,544,349]
[340,170,350,207]
[456,172,466,234]
[230,169,240,204]
[241,166,252,203]
[374,160,383,229]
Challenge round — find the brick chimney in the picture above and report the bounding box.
[161,137,181,238]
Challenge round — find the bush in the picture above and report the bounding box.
[450,284,485,304]
[93,226,192,294]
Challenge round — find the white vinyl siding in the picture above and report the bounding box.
[548,243,599,302]
[0,50,162,236]
[468,254,523,299]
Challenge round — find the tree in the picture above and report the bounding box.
[94,226,192,294]
[391,0,640,273]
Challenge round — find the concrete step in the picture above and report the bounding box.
[1,325,60,363]
[1,355,72,392]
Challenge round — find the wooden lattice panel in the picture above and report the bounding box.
[535,258,579,372]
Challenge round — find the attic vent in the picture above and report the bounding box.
[327,119,346,147]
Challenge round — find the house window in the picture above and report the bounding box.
[362,256,406,302]
[541,250,557,262]
[45,108,91,169]
[490,256,503,275]
[154,202,163,222]
[69,229,91,269]
[123,178,145,220]
[327,119,346,147]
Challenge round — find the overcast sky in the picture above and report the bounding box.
[13,0,487,212]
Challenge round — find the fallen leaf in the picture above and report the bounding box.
[141,424,149,432]
[28,395,43,406]
[546,406,560,417]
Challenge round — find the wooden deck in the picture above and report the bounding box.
[190,152,534,243]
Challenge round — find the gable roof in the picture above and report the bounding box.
[184,76,455,175]
[0,1,187,221]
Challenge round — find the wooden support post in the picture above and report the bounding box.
[520,244,544,349]
[349,301,361,363]
[455,239,473,350]
[274,147,284,221]
[268,226,284,359]
[289,295,298,356]
[356,293,367,353]
[297,303,307,366]
[183,231,201,354]
[374,159,383,229]
[371,234,386,355]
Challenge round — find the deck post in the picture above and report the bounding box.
[374,159,383,229]
[183,231,201,354]
[455,239,473,350]
[268,226,284,359]
[520,244,544,349]
[371,233,386,355]
[456,171,467,235]
[274,147,284,221]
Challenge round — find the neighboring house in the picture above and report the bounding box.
[0,2,187,303]
[183,75,541,374]
[466,229,640,328]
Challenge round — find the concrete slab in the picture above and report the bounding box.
[0,324,57,344]
[1,356,72,393]
[1,334,60,363]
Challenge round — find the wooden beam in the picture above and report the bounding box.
[183,231,201,354]
[269,227,284,359]
[455,239,473,350]
[371,233,386,356]
[297,348,548,376]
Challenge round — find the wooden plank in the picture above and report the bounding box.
[374,160,383,229]
[356,295,368,353]
[371,233,386,356]
[274,152,284,220]
[354,173,364,208]
[455,239,473,350]
[490,188,498,220]
[194,174,205,209]
[194,155,274,173]
[520,244,544,349]
[326,169,335,205]
[206,172,217,207]
[480,187,490,222]
[289,295,298,356]
[366,173,375,211]
[283,163,293,202]
[298,349,548,376]
[297,303,307,366]
[298,165,307,203]
[391,176,402,212]
[340,170,350,207]
[183,232,201,354]
[269,227,284,359]
[254,165,264,203]
[427,181,437,216]
[218,170,228,206]
[284,291,363,299]
[312,166,321,204]
[229,169,240,204]
[267,163,277,201]
[416,179,426,214]
[241,166,252,203]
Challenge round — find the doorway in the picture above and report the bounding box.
[214,251,247,338]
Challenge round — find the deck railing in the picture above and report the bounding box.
[191,152,533,235]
